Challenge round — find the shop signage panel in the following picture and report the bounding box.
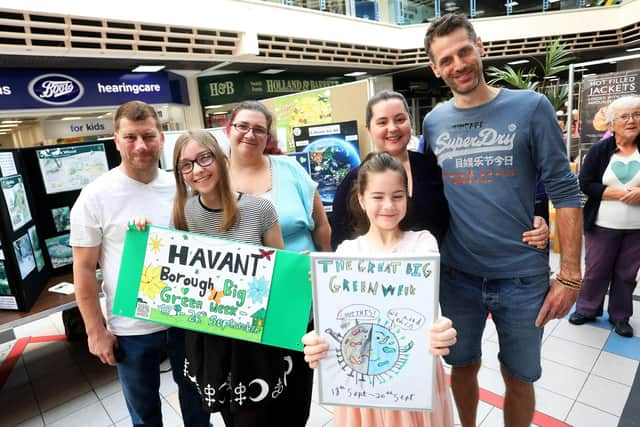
[0,70,189,110]
[42,118,114,139]
[198,73,353,105]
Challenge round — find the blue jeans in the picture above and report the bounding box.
[116,328,211,427]
[439,265,549,382]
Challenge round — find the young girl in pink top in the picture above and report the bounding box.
[302,151,456,427]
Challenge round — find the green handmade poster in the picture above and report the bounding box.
[112,225,312,351]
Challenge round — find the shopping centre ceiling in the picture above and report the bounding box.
[0,6,637,78]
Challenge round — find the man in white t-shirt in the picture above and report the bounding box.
[70,101,211,426]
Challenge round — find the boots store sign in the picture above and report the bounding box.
[0,70,188,110]
[28,74,84,106]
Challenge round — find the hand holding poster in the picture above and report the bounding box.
[113,225,312,351]
[310,253,439,411]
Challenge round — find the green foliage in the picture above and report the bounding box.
[544,85,570,111]
[486,39,576,108]
[486,65,539,90]
[535,39,576,79]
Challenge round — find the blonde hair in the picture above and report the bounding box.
[172,130,238,232]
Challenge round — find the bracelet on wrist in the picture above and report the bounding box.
[555,274,582,290]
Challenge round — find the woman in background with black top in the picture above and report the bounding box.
[331,90,449,249]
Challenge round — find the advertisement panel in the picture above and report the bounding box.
[274,88,334,152]
[292,120,360,212]
[579,70,639,146]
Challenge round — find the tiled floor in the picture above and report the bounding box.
[0,252,638,427]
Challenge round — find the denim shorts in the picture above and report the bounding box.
[439,265,549,382]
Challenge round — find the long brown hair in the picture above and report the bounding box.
[172,130,238,232]
[348,151,412,237]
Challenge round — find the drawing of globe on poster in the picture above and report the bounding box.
[274,89,333,152]
[310,253,440,411]
[37,143,109,194]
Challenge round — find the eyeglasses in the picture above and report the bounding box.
[178,151,214,174]
[614,112,640,122]
[232,123,268,137]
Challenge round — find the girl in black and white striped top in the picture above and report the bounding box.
[170,130,294,425]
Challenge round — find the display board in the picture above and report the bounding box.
[0,175,32,231]
[310,252,439,411]
[292,120,361,212]
[36,143,109,194]
[262,79,371,156]
[113,225,312,351]
[0,149,48,310]
[19,141,121,279]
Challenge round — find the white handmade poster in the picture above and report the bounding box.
[310,253,439,411]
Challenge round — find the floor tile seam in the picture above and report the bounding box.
[2,381,42,427]
[56,342,120,398]
[534,387,582,401]
[601,343,640,362]
[23,355,83,384]
[596,345,640,362]
[563,400,580,423]
[535,379,588,401]
[76,358,116,399]
[573,397,626,418]
[4,335,67,384]
[11,414,45,427]
[161,393,181,417]
[28,378,47,421]
[2,338,49,422]
[570,363,629,418]
[94,381,122,401]
[477,405,494,426]
[98,395,120,425]
[40,389,102,424]
[540,353,601,374]
[41,391,106,426]
[0,337,30,390]
[545,333,611,351]
[587,369,637,388]
[472,375,573,427]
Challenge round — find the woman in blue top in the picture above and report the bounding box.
[227,100,331,426]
